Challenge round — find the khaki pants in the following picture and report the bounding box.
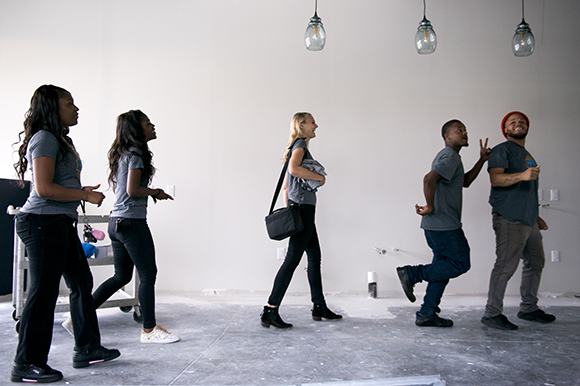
[484,214,545,318]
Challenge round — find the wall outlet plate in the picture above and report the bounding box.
[277,247,287,260]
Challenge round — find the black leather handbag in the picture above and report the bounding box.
[265,204,303,241]
[265,142,304,241]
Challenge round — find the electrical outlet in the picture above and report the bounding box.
[166,185,175,197]
[277,247,287,260]
[551,250,560,263]
[538,189,543,201]
[550,189,559,201]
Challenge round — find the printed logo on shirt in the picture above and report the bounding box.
[76,158,83,173]
[524,155,537,168]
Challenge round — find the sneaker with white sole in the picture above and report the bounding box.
[140,325,180,344]
[62,317,74,336]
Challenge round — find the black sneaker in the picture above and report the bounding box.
[517,309,556,323]
[11,363,63,383]
[72,346,121,368]
[415,314,453,327]
[396,267,416,303]
[481,314,518,330]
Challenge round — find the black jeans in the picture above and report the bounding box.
[267,205,324,306]
[15,213,101,366]
[92,218,157,329]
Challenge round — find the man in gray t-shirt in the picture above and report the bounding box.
[396,119,490,327]
[481,111,555,331]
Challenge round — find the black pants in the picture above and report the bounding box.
[15,213,101,366]
[267,205,324,306]
[93,218,158,329]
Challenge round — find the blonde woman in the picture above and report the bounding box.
[261,112,342,329]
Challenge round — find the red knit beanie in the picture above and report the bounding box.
[501,111,529,139]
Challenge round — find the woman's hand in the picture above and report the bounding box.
[318,175,326,187]
[83,184,105,207]
[151,188,174,203]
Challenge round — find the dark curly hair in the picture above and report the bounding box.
[108,110,155,189]
[13,85,75,187]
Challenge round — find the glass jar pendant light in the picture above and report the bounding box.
[415,0,437,54]
[305,0,326,51]
[512,0,535,57]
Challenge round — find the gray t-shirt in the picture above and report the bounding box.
[421,146,464,231]
[20,130,82,219]
[488,140,538,226]
[287,138,317,206]
[110,149,149,219]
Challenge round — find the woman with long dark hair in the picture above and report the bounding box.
[261,112,342,329]
[91,110,179,344]
[11,85,120,383]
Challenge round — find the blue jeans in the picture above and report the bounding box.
[15,213,102,366]
[92,218,158,329]
[267,205,324,306]
[406,228,471,318]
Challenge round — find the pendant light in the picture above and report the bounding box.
[305,0,326,51]
[512,0,535,56]
[415,0,437,54]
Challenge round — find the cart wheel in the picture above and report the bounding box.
[133,306,143,323]
[15,320,20,334]
[119,306,132,313]
[12,309,19,322]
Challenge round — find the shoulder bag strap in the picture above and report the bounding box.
[269,139,301,214]
[268,156,290,215]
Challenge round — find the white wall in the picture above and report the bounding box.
[1,0,579,298]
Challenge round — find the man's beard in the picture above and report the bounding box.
[507,132,527,140]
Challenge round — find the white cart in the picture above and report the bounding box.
[10,209,142,333]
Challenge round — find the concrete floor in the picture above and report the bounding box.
[1,292,579,386]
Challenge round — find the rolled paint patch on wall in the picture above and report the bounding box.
[368,271,377,298]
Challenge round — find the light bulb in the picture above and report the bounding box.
[305,14,326,51]
[415,17,437,54]
[512,19,535,57]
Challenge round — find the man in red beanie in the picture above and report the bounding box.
[481,112,555,330]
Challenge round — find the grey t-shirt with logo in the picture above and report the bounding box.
[287,138,317,206]
[110,148,149,219]
[20,130,82,219]
[488,140,538,226]
[421,146,464,231]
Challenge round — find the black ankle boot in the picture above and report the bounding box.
[261,306,293,329]
[312,301,343,321]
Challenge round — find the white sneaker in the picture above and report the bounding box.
[62,317,74,337]
[140,325,180,344]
